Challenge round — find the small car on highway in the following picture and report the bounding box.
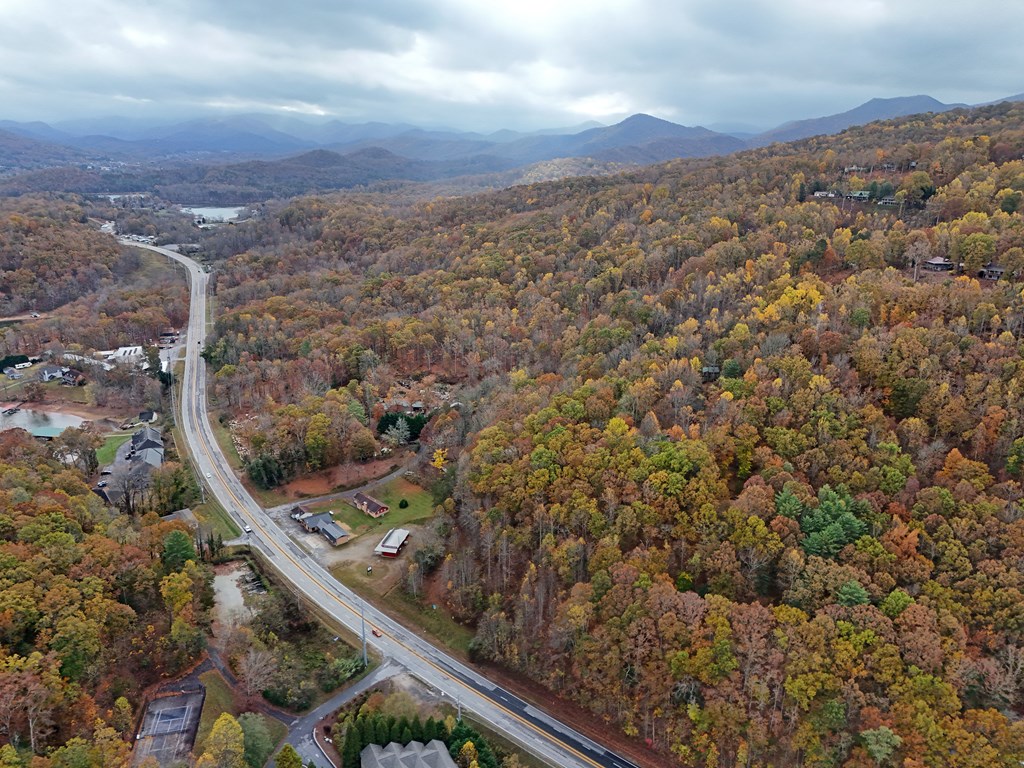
[371,627,383,637]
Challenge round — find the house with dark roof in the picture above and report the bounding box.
[290,504,312,519]
[135,447,165,469]
[979,263,1006,280]
[131,427,163,449]
[923,256,954,272]
[92,486,123,508]
[353,492,389,518]
[318,521,348,546]
[293,508,348,546]
[361,740,456,768]
[62,368,85,386]
[138,410,158,423]
[298,511,334,533]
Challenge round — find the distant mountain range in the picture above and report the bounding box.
[748,95,968,147]
[0,92,1021,200]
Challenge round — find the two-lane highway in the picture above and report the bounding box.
[132,242,641,768]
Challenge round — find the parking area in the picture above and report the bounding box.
[132,689,205,766]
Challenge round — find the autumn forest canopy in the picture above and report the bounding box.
[4,101,1024,766]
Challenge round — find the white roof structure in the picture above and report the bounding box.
[374,528,410,556]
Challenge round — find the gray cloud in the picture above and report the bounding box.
[2,0,1021,131]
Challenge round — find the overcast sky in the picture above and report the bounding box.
[2,0,1021,131]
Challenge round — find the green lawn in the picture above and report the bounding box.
[194,669,286,755]
[307,478,435,536]
[194,670,236,753]
[383,589,475,656]
[193,497,241,539]
[42,379,92,403]
[96,434,130,465]
[264,716,287,749]
[330,550,474,659]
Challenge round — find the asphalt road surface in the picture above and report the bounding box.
[131,241,642,768]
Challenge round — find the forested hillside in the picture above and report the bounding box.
[0,198,125,314]
[194,102,1024,766]
[0,429,211,766]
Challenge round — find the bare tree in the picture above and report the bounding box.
[238,647,278,703]
[117,468,150,517]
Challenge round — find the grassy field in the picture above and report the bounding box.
[193,669,286,755]
[166,406,240,540]
[332,561,474,656]
[194,497,241,539]
[194,670,236,752]
[307,478,435,536]
[384,589,475,655]
[42,379,92,404]
[96,434,130,465]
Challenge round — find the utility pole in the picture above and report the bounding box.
[360,599,368,667]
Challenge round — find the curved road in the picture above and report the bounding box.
[134,242,640,768]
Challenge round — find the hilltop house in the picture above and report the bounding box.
[923,256,954,272]
[353,492,389,518]
[979,263,1006,280]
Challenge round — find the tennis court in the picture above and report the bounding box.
[133,690,205,766]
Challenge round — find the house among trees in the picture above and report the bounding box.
[923,256,955,272]
[845,190,871,201]
[61,368,85,386]
[374,528,410,558]
[978,263,1006,280]
[360,740,456,768]
[138,410,158,423]
[353,492,389,518]
[93,486,123,507]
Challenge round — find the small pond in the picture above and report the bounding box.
[0,408,84,437]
